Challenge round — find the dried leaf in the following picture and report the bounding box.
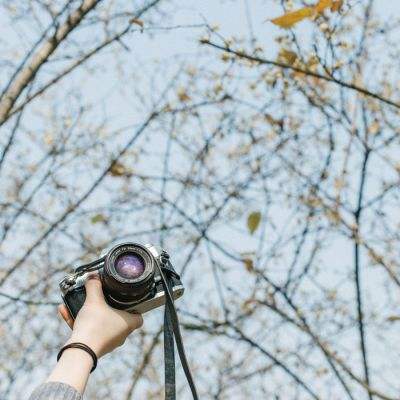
[44,132,54,146]
[221,52,231,62]
[306,55,319,71]
[242,258,254,272]
[247,211,262,234]
[130,18,144,28]
[91,214,106,224]
[334,178,345,190]
[271,7,314,29]
[264,113,283,128]
[369,121,380,135]
[278,49,298,65]
[177,87,191,102]
[326,208,341,225]
[387,315,400,323]
[213,82,223,95]
[241,298,257,311]
[331,0,343,12]
[109,162,127,177]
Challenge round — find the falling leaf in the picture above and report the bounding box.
[247,211,262,234]
[130,18,144,28]
[387,315,400,323]
[109,162,127,177]
[271,7,314,28]
[271,0,342,29]
[91,214,106,224]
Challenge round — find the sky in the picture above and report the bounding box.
[1,1,400,398]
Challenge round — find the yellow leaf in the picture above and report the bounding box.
[247,211,262,234]
[278,49,298,65]
[271,7,314,29]
[271,0,342,29]
[315,0,333,12]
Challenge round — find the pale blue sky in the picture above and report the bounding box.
[1,1,399,398]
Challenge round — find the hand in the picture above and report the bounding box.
[58,275,143,358]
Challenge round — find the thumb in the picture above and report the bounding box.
[85,275,106,304]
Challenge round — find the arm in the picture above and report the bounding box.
[29,275,143,399]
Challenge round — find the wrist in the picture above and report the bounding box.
[58,347,94,369]
[67,335,103,358]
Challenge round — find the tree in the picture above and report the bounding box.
[0,0,399,399]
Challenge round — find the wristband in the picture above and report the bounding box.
[57,342,97,373]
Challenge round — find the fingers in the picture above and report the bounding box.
[58,304,74,329]
[85,274,106,304]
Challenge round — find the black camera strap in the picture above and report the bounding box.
[164,285,176,399]
[158,253,198,400]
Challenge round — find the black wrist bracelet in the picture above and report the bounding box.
[57,342,98,373]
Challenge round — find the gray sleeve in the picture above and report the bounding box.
[28,382,82,400]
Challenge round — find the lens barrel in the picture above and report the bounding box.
[100,243,155,308]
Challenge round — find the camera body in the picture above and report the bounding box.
[60,242,184,319]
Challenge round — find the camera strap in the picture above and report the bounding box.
[158,253,198,400]
[164,284,176,399]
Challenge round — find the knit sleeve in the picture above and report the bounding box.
[28,382,82,400]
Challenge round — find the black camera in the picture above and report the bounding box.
[59,242,184,318]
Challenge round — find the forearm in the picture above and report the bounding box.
[46,347,93,394]
[30,277,142,399]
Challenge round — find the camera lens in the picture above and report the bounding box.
[101,243,156,309]
[115,253,145,279]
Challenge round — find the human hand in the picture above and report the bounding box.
[58,275,143,358]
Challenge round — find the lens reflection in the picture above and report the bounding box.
[115,253,145,279]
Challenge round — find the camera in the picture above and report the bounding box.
[59,242,184,318]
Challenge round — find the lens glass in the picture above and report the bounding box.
[115,253,145,279]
